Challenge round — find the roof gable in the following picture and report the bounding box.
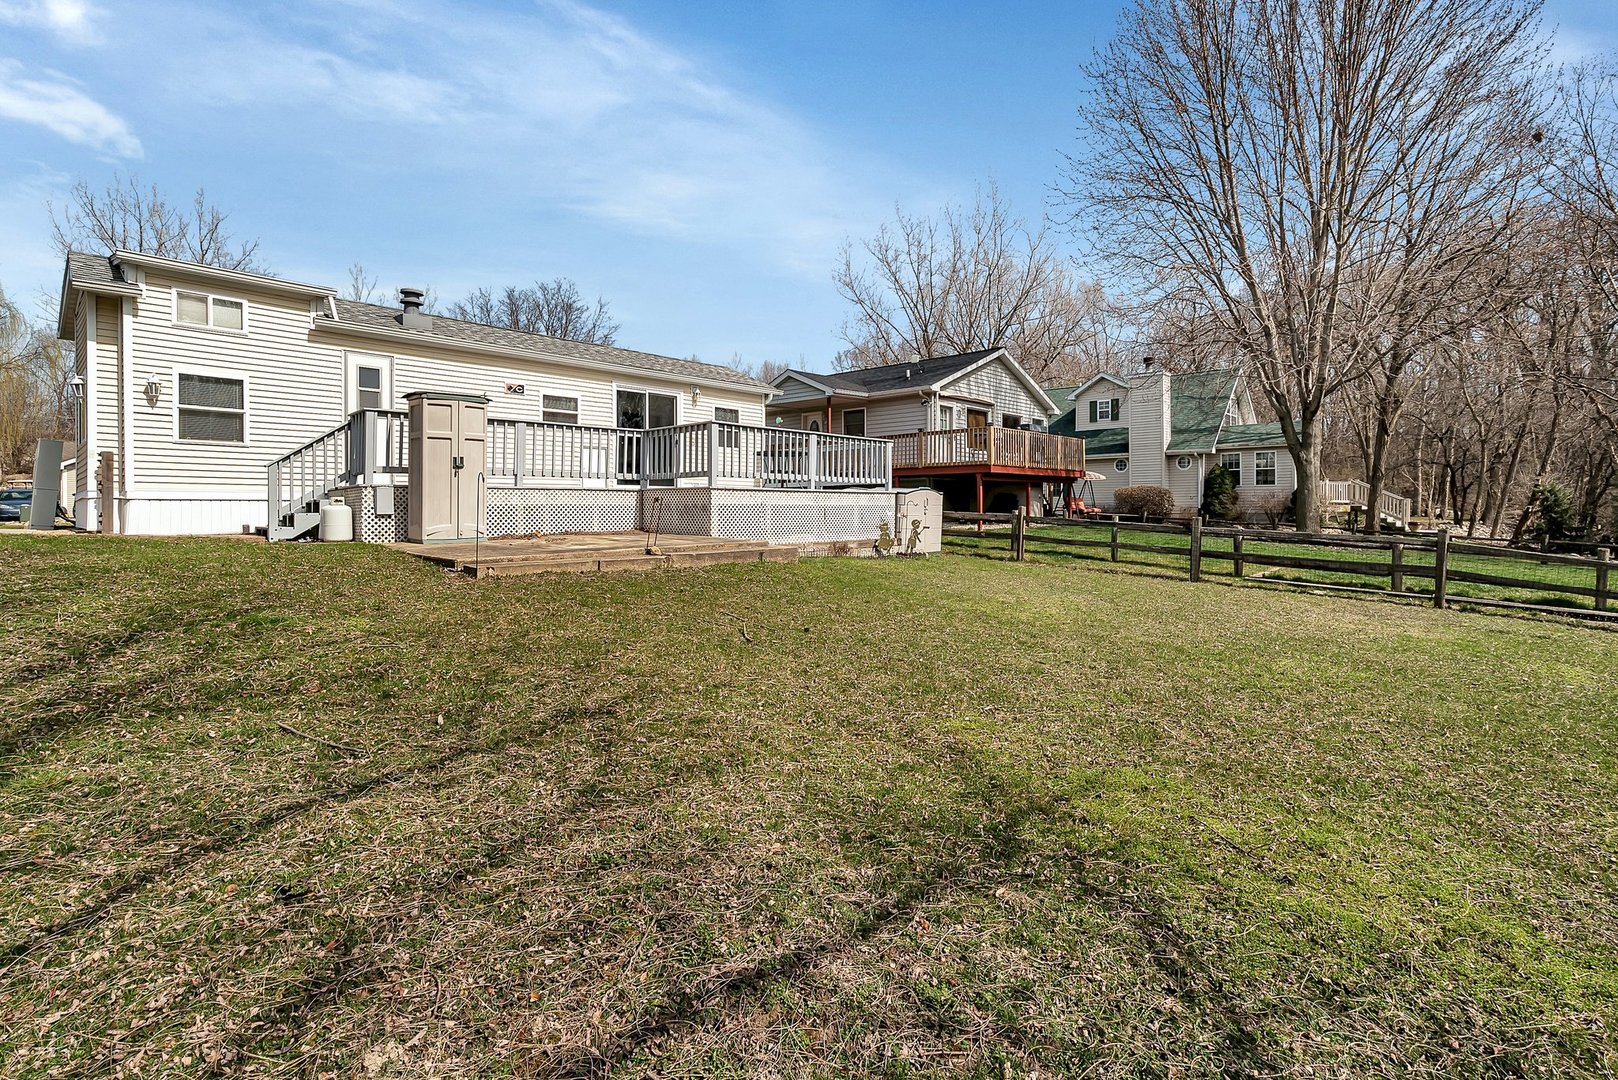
[936,351,1060,416]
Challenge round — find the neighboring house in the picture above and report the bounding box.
[58,250,783,536]
[768,349,1088,513]
[1049,362,1298,519]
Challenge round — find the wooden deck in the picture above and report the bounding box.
[392,532,798,578]
[888,428,1086,478]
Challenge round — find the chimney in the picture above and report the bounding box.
[1141,355,1156,370]
[398,287,432,330]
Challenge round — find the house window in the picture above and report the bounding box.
[176,371,246,443]
[1114,458,1128,474]
[1002,413,1022,429]
[542,395,580,425]
[1176,455,1193,471]
[174,290,246,331]
[1255,451,1277,486]
[714,406,740,447]
[938,405,955,430]
[1089,397,1122,423]
[842,408,866,437]
[1219,452,1242,486]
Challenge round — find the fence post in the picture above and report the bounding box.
[1433,528,1450,609]
[1232,532,1244,578]
[1390,541,1404,594]
[1597,548,1610,613]
[1189,516,1203,582]
[1012,507,1026,561]
[1110,524,1119,563]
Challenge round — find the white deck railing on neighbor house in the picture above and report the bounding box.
[269,411,893,525]
[1319,479,1412,527]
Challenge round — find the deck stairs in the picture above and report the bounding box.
[1320,480,1412,528]
[400,534,799,579]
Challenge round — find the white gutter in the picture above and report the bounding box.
[312,318,777,398]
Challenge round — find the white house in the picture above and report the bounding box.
[1047,363,1298,519]
[59,250,806,537]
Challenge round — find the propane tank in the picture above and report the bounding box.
[319,497,354,542]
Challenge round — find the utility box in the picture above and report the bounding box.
[28,439,64,531]
[894,488,943,554]
[406,391,489,543]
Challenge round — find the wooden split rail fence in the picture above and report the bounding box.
[949,512,1616,623]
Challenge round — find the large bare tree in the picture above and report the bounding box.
[447,280,619,345]
[834,186,1115,384]
[1066,0,1546,530]
[49,173,262,270]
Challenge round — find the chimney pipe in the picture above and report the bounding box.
[398,287,432,330]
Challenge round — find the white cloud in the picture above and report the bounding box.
[0,0,103,46]
[0,60,141,157]
[130,0,903,275]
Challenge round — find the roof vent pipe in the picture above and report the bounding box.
[399,287,433,330]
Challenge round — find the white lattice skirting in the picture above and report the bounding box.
[337,484,928,548]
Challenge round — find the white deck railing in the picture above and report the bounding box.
[271,412,893,525]
[1319,479,1412,527]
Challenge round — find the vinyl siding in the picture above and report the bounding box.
[118,270,766,498]
[861,398,927,437]
[93,297,120,472]
[1073,382,1129,426]
[1126,372,1170,486]
[939,358,1052,423]
[772,374,828,403]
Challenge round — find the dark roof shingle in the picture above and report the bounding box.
[782,349,1001,395]
[324,300,771,391]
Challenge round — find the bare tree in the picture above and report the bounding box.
[834,186,1114,384]
[49,173,262,270]
[346,263,381,304]
[447,280,619,345]
[0,284,72,477]
[1066,0,1546,530]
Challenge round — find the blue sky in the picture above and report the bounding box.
[1,0,1615,370]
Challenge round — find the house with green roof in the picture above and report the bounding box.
[1048,363,1297,518]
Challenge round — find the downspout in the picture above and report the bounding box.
[120,296,135,534]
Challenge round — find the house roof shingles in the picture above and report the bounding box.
[1048,367,1288,457]
[323,299,772,391]
[780,349,1001,395]
[65,251,126,290]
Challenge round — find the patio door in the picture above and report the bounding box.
[966,408,989,453]
[616,389,678,484]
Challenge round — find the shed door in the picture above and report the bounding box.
[419,400,457,542]
[455,400,487,538]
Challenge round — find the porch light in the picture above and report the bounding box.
[67,374,84,403]
[143,375,163,408]
[691,385,702,401]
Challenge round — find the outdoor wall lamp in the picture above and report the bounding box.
[143,375,163,408]
[67,374,84,403]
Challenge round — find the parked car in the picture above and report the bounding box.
[0,488,33,523]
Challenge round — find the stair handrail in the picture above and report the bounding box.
[266,416,354,525]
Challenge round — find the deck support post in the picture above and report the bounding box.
[1596,548,1610,612]
[1434,528,1450,609]
[708,422,720,487]
[512,421,529,487]
[807,431,820,490]
[1390,542,1404,593]
[1189,516,1203,582]
[975,473,984,534]
[1232,532,1244,578]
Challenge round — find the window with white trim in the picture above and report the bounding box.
[1255,450,1277,486]
[1219,452,1242,486]
[174,290,246,331]
[542,395,580,425]
[1114,458,1128,474]
[176,372,246,442]
[938,405,955,430]
[842,408,866,437]
[714,406,740,447]
[1176,455,1193,471]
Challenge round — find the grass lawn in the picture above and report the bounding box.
[1,534,1616,1077]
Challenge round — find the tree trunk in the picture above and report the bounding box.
[1291,425,1324,533]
